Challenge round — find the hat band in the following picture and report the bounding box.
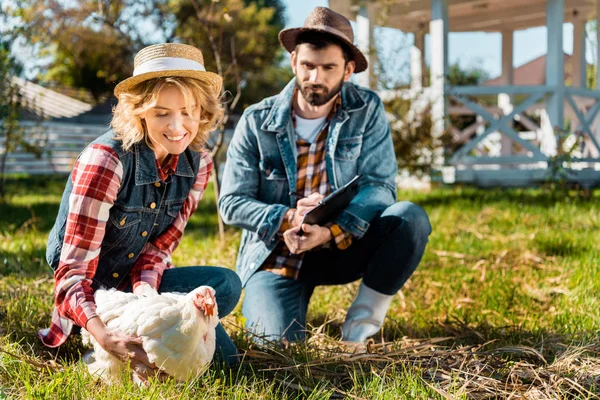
[304,25,352,43]
[133,57,206,76]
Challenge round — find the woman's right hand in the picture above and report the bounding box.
[86,316,155,370]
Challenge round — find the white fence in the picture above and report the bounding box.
[2,121,236,176]
[2,121,108,175]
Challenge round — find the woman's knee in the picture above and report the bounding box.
[213,267,242,316]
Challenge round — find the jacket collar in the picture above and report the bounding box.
[261,78,367,133]
[134,140,195,185]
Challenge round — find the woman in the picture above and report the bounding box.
[39,43,242,371]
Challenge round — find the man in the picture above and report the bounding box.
[219,7,431,344]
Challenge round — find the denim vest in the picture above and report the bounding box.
[219,79,398,286]
[46,131,200,290]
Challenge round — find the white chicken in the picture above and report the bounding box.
[81,285,219,383]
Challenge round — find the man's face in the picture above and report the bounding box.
[291,43,355,106]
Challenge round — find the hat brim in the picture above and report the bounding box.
[279,28,368,73]
[114,70,223,97]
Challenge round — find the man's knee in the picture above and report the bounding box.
[242,271,308,343]
[382,201,432,239]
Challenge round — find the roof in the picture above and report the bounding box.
[483,53,590,86]
[329,0,597,33]
[12,76,92,120]
[53,96,117,125]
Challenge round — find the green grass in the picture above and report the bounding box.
[1,176,599,399]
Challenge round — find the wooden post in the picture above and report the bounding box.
[430,0,449,139]
[572,18,586,88]
[356,2,376,89]
[411,30,426,90]
[546,0,565,131]
[499,29,514,156]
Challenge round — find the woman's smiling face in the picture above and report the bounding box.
[143,85,201,164]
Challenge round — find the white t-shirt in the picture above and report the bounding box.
[294,114,328,143]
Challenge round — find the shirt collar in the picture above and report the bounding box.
[156,154,180,182]
[135,140,195,185]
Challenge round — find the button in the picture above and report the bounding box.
[141,231,148,237]
[128,253,135,258]
[154,182,161,187]
[119,217,126,226]
[112,272,119,278]
[150,202,156,209]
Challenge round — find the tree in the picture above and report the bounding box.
[447,62,489,86]
[168,0,289,107]
[9,0,160,103]
[0,42,27,199]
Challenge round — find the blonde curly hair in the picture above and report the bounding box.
[111,77,224,152]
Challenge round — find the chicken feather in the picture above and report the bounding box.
[81,285,218,384]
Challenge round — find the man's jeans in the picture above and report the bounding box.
[158,266,242,365]
[242,201,432,342]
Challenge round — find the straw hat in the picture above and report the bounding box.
[278,7,368,73]
[114,43,222,96]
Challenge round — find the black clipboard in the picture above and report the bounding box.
[302,175,362,226]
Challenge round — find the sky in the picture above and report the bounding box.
[284,0,595,80]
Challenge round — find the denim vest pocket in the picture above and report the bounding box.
[335,137,363,161]
[166,200,185,218]
[104,209,142,250]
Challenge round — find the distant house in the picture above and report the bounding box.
[53,96,117,126]
[12,77,93,121]
[8,78,107,175]
[483,53,592,87]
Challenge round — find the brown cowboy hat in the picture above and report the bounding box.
[278,6,368,73]
[114,43,222,97]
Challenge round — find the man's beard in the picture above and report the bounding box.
[296,78,344,106]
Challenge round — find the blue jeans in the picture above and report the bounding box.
[242,201,431,342]
[158,266,242,365]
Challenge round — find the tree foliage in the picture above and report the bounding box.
[9,0,290,106]
[10,0,152,103]
[0,41,26,199]
[385,97,454,178]
[167,0,290,108]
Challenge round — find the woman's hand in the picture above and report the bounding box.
[86,316,155,370]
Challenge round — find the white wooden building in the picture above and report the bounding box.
[5,78,106,175]
[330,0,600,187]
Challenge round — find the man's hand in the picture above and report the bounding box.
[283,223,333,254]
[289,193,324,228]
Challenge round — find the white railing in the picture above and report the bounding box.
[2,121,236,176]
[1,121,108,175]
[447,85,600,166]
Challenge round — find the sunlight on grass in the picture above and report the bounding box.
[1,177,599,398]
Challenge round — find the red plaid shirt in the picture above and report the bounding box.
[261,94,353,279]
[39,144,212,347]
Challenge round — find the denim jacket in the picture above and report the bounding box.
[218,79,398,286]
[46,131,200,290]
